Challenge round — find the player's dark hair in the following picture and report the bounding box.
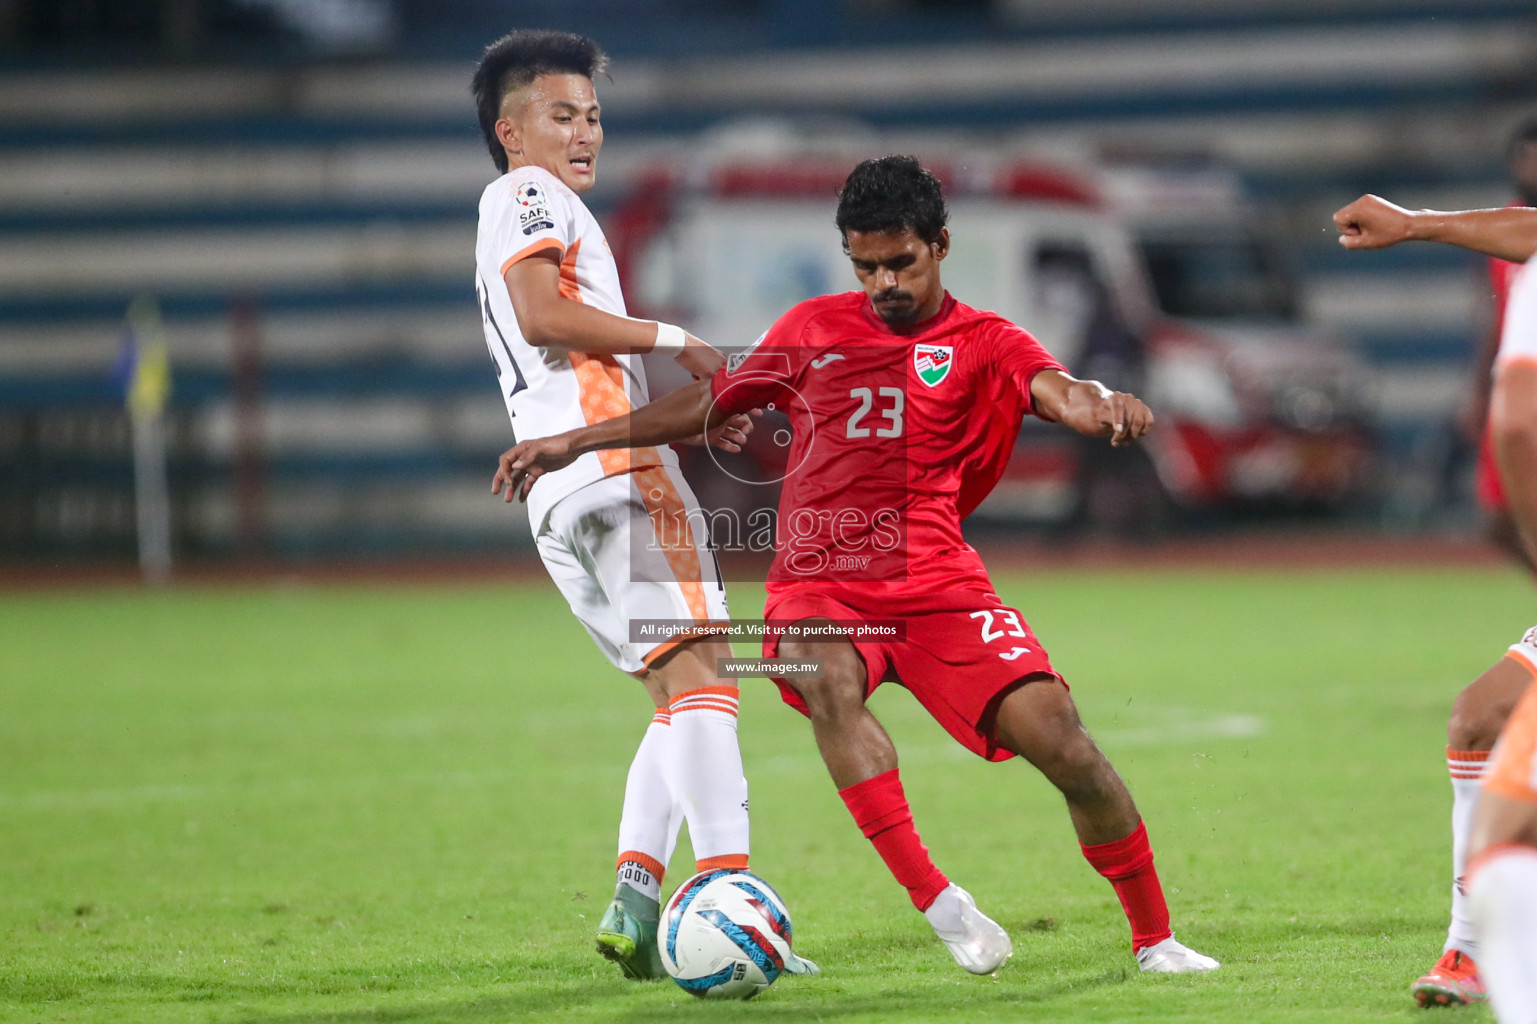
[835,155,949,251]
[471,30,609,174]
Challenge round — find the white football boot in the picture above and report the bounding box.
[1135,935,1221,973]
[924,883,1013,974]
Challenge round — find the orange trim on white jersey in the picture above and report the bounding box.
[500,237,566,276]
[478,168,675,526]
[631,464,711,624]
[557,238,583,301]
[640,623,734,668]
[558,239,665,478]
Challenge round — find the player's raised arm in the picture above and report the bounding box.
[503,253,724,377]
[1333,194,1537,263]
[1029,369,1153,447]
[493,379,746,502]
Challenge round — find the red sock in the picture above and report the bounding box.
[1080,820,1171,951]
[838,769,950,911]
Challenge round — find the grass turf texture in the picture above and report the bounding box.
[1,565,1528,1023]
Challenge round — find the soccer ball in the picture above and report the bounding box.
[658,869,795,999]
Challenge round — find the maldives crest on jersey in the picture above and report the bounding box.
[914,344,953,387]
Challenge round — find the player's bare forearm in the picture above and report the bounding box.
[1491,364,1537,562]
[1030,369,1153,447]
[1413,208,1537,263]
[1334,195,1537,263]
[492,381,727,502]
[572,380,724,452]
[503,254,723,376]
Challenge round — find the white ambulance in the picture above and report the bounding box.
[612,146,1372,531]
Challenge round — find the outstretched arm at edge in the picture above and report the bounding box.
[493,380,734,502]
[1333,195,1537,263]
[1029,369,1154,447]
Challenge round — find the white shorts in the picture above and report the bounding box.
[535,464,731,675]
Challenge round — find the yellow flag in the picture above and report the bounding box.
[129,342,171,419]
[125,296,172,419]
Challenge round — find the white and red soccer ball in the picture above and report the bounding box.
[658,869,795,999]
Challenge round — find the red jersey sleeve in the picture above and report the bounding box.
[984,318,1066,417]
[709,302,815,415]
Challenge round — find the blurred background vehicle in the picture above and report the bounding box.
[615,143,1374,534]
[1,0,1534,567]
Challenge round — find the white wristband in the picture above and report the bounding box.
[652,321,687,354]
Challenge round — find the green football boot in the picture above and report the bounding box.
[595,886,666,980]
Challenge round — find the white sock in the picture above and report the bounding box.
[615,710,682,903]
[1468,845,1537,1023]
[667,687,750,866]
[1447,748,1491,956]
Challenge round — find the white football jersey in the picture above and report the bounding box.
[474,164,676,527]
[1498,262,1537,368]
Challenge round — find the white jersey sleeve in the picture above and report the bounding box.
[475,166,678,528]
[486,174,576,269]
[1497,263,1537,368]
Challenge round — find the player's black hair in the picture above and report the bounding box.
[471,30,609,174]
[834,155,949,251]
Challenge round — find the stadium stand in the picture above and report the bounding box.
[1,0,1534,560]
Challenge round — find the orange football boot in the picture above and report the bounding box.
[1411,949,1486,1007]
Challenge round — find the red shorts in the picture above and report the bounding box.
[762,588,1062,762]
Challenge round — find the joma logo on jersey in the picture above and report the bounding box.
[914,344,953,387]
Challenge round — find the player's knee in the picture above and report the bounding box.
[1450,666,1527,750]
[789,677,865,721]
[1042,729,1114,792]
[1447,700,1497,751]
[779,643,864,717]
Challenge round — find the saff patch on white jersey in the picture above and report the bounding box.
[520,209,555,234]
[914,344,953,387]
[514,181,555,234]
[514,181,550,208]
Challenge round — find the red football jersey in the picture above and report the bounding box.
[710,291,1065,611]
[1492,254,1523,321]
[1476,201,1531,511]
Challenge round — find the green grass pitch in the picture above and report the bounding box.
[2,564,1531,1023]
